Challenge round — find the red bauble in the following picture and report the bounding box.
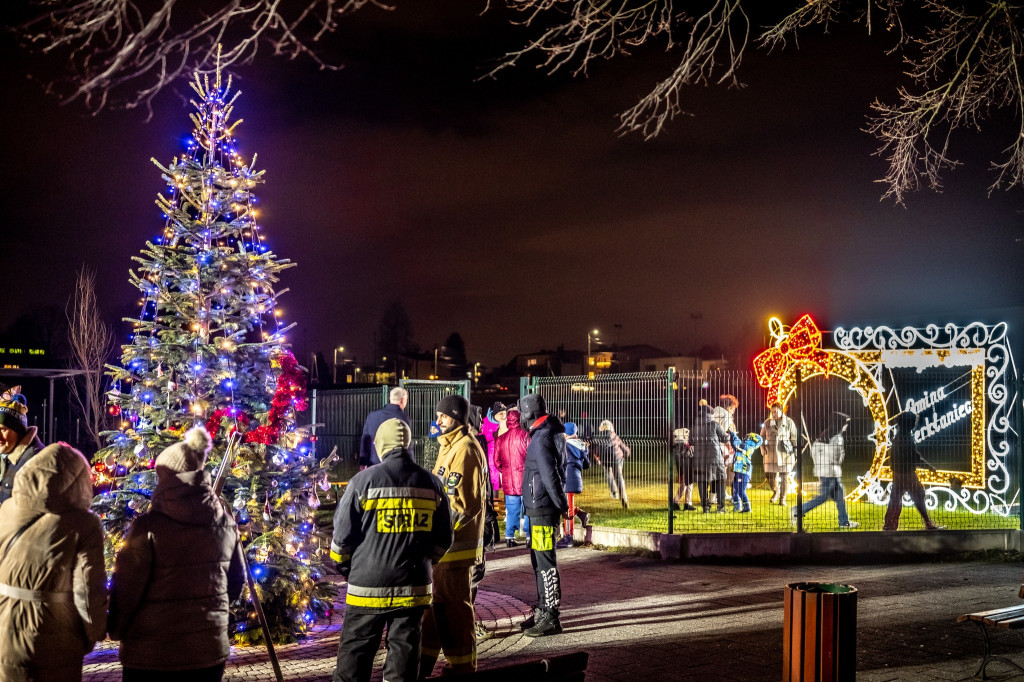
[108,404,121,416]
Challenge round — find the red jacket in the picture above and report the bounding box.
[494,410,530,496]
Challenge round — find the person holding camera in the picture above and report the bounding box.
[760,402,797,505]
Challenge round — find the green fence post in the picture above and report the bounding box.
[795,367,803,534]
[667,367,676,535]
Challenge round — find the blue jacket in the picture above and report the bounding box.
[359,404,411,467]
[729,433,763,475]
[564,437,589,494]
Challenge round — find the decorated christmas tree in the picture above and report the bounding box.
[94,63,338,644]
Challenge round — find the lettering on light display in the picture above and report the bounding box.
[911,400,973,443]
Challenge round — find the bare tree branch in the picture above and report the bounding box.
[66,266,116,451]
[13,0,388,116]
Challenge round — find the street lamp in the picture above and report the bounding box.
[333,346,345,385]
[587,329,600,373]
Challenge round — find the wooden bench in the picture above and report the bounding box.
[958,604,1024,679]
[439,652,588,682]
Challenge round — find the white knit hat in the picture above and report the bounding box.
[155,426,213,473]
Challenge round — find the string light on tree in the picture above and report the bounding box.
[94,54,337,643]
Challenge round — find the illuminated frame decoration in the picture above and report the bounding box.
[754,316,1017,515]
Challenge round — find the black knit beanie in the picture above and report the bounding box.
[435,395,469,424]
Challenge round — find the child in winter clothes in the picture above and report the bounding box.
[560,422,589,547]
[109,426,246,681]
[729,432,763,513]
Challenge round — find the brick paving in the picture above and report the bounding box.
[84,543,1024,680]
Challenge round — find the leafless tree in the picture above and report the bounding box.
[67,266,116,451]
[11,0,385,116]
[492,0,1024,205]
[11,0,1024,204]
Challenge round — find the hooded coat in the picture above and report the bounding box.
[522,415,568,517]
[108,467,245,671]
[0,443,107,682]
[481,416,501,491]
[692,405,728,479]
[494,410,530,496]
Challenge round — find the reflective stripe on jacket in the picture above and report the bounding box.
[331,448,452,610]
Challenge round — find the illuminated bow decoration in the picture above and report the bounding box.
[753,315,831,402]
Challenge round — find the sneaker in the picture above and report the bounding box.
[839,521,860,529]
[683,504,697,512]
[519,607,540,631]
[505,538,519,548]
[577,510,591,527]
[925,523,946,530]
[670,501,680,511]
[556,536,574,549]
[739,508,751,514]
[475,623,495,641]
[524,612,562,637]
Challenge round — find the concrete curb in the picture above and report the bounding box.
[573,524,1023,560]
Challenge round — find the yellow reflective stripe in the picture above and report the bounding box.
[438,547,483,563]
[330,551,350,563]
[362,497,438,511]
[444,652,477,665]
[531,525,555,551]
[346,593,432,608]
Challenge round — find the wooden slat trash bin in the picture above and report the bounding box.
[784,582,857,682]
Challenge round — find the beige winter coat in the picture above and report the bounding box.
[0,443,108,681]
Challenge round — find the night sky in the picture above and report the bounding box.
[1,3,1021,370]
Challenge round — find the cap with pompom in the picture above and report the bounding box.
[155,426,213,473]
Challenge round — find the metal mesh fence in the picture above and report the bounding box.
[310,386,388,480]
[400,379,471,470]
[315,370,1019,535]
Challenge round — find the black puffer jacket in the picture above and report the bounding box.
[522,415,568,517]
[108,469,246,671]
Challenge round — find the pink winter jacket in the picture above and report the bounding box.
[481,416,501,491]
[494,410,530,496]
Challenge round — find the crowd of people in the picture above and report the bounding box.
[0,384,947,681]
[332,390,581,682]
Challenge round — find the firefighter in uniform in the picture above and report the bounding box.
[419,395,487,677]
[331,419,453,682]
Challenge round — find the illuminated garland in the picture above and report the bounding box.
[244,351,308,445]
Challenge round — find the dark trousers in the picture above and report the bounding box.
[334,607,426,682]
[884,472,932,530]
[123,664,225,681]
[697,477,725,511]
[528,514,561,618]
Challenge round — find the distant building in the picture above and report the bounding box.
[585,344,669,376]
[638,355,730,373]
[515,346,585,378]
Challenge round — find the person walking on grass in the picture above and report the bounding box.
[883,411,944,531]
[597,420,630,509]
[791,413,859,529]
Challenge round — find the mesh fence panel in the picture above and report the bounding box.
[311,386,388,481]
[400,379,471,470]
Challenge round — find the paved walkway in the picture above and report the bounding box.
[85,543,1024,680]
